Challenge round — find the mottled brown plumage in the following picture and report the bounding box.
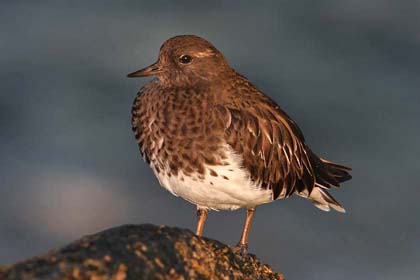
[128,35,351,253]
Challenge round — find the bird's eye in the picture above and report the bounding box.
[179,55,192,64]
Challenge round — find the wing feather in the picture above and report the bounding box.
[216,99,315,199]
[213,76,351,211]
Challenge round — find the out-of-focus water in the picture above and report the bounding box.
[1,1,419,279]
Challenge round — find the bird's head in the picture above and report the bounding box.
[127,35,231,85]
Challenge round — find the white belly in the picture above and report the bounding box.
[151,146,273,210]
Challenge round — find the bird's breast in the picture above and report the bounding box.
[132,86,228,183]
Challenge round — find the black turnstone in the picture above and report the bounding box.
[128,35,352,253]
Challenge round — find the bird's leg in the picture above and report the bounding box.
[234,207,256,255]
[195,208,208,236]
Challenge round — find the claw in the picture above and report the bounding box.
[233,243,248,256]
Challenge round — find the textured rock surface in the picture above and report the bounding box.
[0,224,285,280]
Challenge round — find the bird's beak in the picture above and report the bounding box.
[127,62,162,78]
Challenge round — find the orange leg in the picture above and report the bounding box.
[235,207,256,255]
[195,208,208,236]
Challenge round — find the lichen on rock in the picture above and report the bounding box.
[0,224,285,280]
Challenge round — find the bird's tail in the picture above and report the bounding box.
[308,187,346,213]
[307,150,352,213]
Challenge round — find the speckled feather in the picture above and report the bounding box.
[131,35,351,212]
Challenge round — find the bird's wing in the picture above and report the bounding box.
[215,95,316,199]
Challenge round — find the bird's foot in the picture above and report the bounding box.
[233,243,249,257]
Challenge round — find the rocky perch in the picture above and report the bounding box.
[0,224,285,280]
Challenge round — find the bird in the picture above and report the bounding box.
[128,35,351,254]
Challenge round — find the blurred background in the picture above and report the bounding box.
[1,1,419,279]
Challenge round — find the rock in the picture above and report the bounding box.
[0,224,285,280]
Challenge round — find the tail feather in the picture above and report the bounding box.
[308,150,352,189]
[310,186,346,213]
[305,149,352,213]
[321,158,352,183]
